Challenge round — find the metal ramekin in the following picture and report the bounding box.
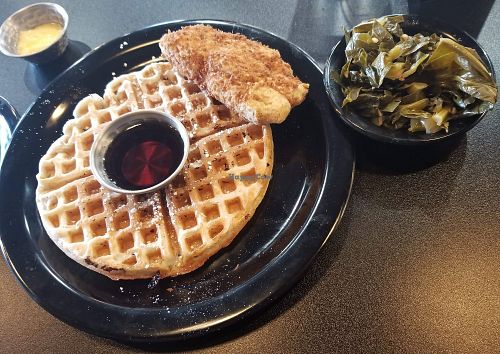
[0,3,69,64]
[90,110,190,195]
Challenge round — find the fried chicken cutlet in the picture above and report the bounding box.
[160,25,309,124]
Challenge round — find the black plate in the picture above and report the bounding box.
[0,20,354,342]
[324,14,496,145]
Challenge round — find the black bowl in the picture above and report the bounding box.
[323,14,496,145]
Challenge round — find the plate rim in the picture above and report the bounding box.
[0,19,355,342]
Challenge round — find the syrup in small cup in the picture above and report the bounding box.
[90,111,189,194]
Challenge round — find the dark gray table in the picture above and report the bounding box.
[1,1,499,353]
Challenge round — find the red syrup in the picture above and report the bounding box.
[104,121,184,190]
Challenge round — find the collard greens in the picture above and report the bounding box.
[334,15,497,134]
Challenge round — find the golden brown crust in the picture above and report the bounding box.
[160,25,309,124]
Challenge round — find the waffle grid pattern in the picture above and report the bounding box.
[36,62,273,279]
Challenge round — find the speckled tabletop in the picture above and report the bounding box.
[0,0,499,353]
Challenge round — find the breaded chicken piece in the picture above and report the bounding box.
[160,25,309,124]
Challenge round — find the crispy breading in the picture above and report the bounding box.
[160,25,309,124]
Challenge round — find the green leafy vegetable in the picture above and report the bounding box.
[333,15,498,134]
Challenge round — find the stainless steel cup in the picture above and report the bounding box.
[90,110,190,195]
[0,3,69,64]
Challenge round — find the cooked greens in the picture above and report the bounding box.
[333,15,497,134]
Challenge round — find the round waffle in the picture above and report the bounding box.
[35,62,273,280]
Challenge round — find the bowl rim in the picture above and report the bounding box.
[89,110,190,195]
[323,13,497,145]
[0,2,69,58]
